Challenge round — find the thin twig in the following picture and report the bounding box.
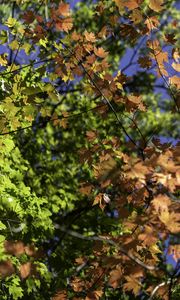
[56,225,158,271]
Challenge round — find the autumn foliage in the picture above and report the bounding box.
[0,0,179,299]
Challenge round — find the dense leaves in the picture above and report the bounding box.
[0,0,179,299]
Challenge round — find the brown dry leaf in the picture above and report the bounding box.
[86,131,98,142]
[108,267,123,288]
[149,0,164,12]
[152,194,171,213]
[71,278,84,292]
[123,275,141,296]
[156,283,169,300]
[0,261,15,278]
[52,290,67,300]
[79,182,93,195]
[159,211,180,233]
[138,225,158,246]
[4,240,25,256]
[59,119,67,129]
[19,262,32,279]
[85,290,103,300]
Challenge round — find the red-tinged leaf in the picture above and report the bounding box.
[23,10,35,24]
[165,33,177,44]
[84,31,96,42]
[58,3,70,17]
[94,47,108,58]
[36,15,43,23]
[149,0,164,12]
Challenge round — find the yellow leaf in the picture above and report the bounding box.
[149,0,164,12]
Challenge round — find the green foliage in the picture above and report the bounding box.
[0,0,179,299]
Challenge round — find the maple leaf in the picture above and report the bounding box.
[58,3,70,17]
[86,130,98,142]
[114,0,140,10]
[71,31,81,41]
[149,0,164,12]
[138,56,152,69]
[79,182,93,195]
[22,10,35,24]
[159,211,180,233]
[145,16,160,32]
[85,290,103,300]
[169,75,180,89]
[130,9,143,24]
[52,290,67,300]
[19,262,32,279]
[0,261,15,278]
[84,31,96,42]
[94,47,108,58]
[123,275,141,296]
[152,194,171,213]
[108,267,122,288]
[4,240,25,256]
[138,225,158,246]
[56,17,73,32]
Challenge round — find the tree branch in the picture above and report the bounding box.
[56,225,158,271]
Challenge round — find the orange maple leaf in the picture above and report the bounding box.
[84,31,96,43]
[94,47,108,58]
[58,3,70,17]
